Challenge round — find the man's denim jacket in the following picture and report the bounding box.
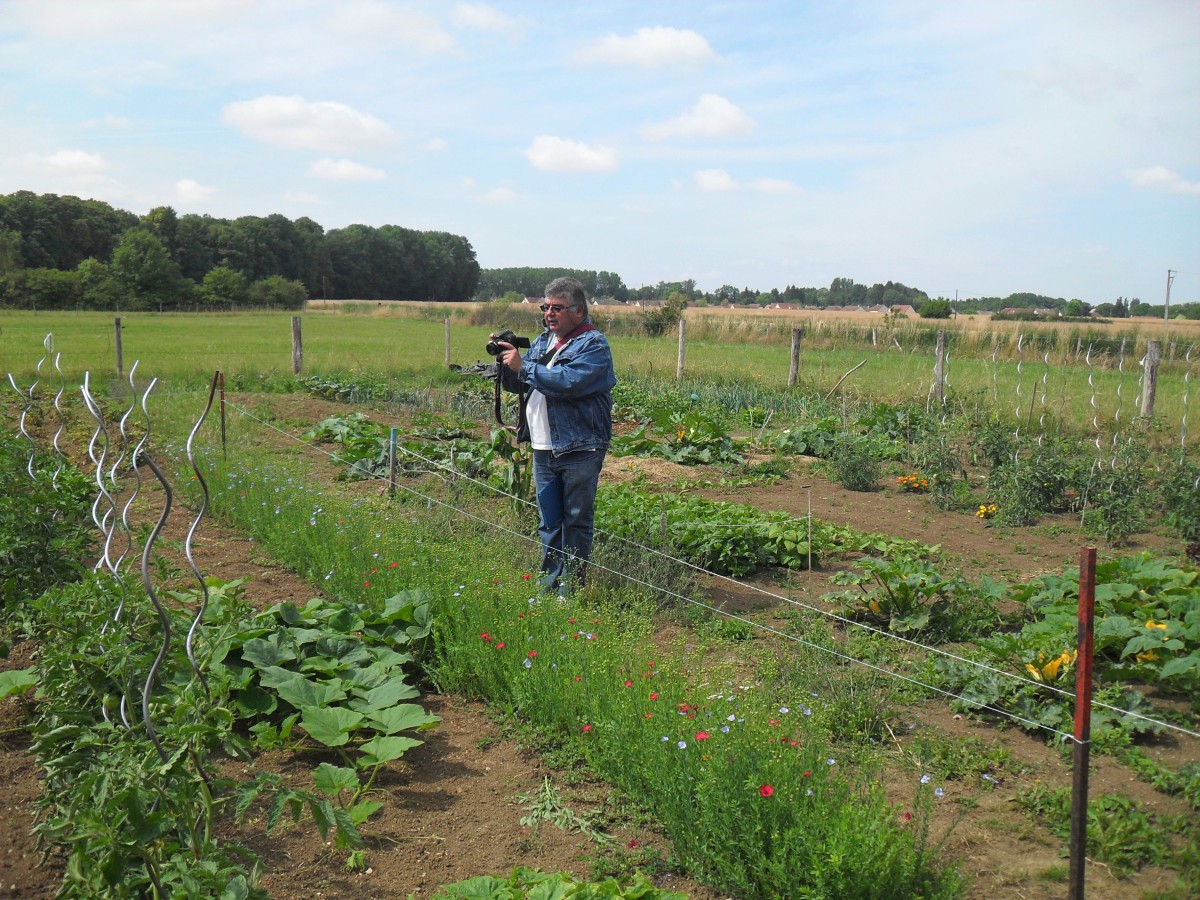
[500,327,616,455]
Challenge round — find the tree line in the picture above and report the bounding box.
[0,191,480,311]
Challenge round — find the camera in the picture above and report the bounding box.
[485,329,530,356]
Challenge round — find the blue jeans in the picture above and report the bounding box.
[532,448,606,593]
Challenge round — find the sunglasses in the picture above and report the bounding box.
[540,303,570,313]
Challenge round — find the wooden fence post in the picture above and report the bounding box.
[788,327,803,387]
[1140,340,1161,421]
[291,316,303,374]
[676,318,686,380]
[933,329,946,405]
[114,317,123,378]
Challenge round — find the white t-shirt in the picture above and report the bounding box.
[526,339,565,449]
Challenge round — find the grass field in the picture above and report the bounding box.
[2,306,1196,446]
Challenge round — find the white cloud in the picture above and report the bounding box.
[1127,165,1200,196]
[691,169,796,193]
[453,3,518,33]
[37,148,109,173]
[526,136,619,173]
[575,26,717,69]
[222,95,394,154]
[7,0,249,38]
[748,177,798,194]
[334,0,456,53]
[694,168,737,192]
[309,158,386,181]
[484,186,518,202]
[640,94,754,141]
[176,178,216,204]
[426,137,448,152]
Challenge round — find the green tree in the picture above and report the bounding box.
[77,257,121,309]
[200,265,247,310]
[919,299,952,319]
[1064,299,1086,317]
[110,227,179,311]
[248,275,307,309]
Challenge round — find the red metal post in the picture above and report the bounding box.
[1069,546,1097,900]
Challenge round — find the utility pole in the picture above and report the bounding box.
[1163,269,1176,324]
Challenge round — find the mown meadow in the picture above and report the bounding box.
[2,305,1198,899]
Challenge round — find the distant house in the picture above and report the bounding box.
[889,304,918,316]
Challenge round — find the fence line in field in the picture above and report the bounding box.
[214,396,1197,743]
[5,333,1199,743]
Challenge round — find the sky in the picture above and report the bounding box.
[1,0,1198,305]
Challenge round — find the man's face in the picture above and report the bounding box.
[543,296,583,338]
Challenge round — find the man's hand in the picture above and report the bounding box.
[489,335,523,372]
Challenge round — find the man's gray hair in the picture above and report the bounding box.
[544,276,588,315]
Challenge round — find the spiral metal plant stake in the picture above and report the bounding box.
[81,373,120,576]
[1113,340,1127,439]
[49,342,68,487]
[5,372,37,478]
[1037,350,1050,444]
[133,376,173,764]
[182,372,220,697]
[1182,343,1194,461]
[1012,334,1025,462]
[1079,344,1104,524]
[108,364,142,576]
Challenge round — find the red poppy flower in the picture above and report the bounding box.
[363,581,370,587]
[644,713,653,719]
[575,675,583,681]
[648,660,655,668]
[904,812,912,821]
[480,632,492,642]
[390,562,399,568]
[582,723,592,733]
[803,770,812,777]
[522,573,531,580]
[496,642,505,649]
[649,693,658,700]
[759,784,774,797]
[624,680,633,687]
[627,839,639,848]
[695,731,710,741]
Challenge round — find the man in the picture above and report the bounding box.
[492,277,616,595]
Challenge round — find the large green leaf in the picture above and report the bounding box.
[366,703,440,735]
[436,875,510,899]
[351,678,421,712]
[274,675,347,710]
[0,666,37,699]
[313,762,359,797]
[358,735,423,766]
[240,634,296,668]
[300,705,365,747]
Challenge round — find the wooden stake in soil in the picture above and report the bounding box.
[114,317,124,378]
[676,318,686,380]
[788,327,803,387]
[291,316,303,374]
[1069,546,1097,900]
[388,427,398,498]
[1140,340,1161,422]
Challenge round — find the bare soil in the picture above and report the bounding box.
[1,393,1195,899]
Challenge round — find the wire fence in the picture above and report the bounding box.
[5,333,1199,750]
